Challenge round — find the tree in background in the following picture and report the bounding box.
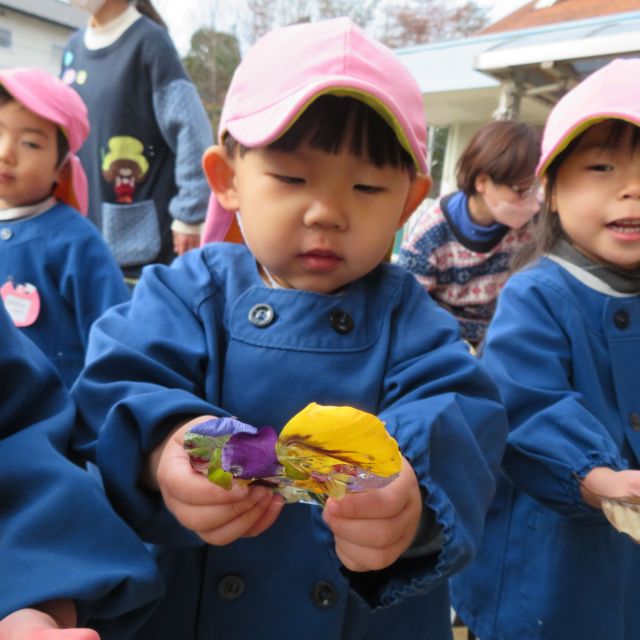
[179,0,489,140]
[379,0,490,48]
[243,0,381,43]
[240,0,488,48]
[182,28,241,135]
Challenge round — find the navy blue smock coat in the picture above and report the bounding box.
[0,304,160,624]
[74,243,508,640]
[0,201,129,387]
[452,257,640,640]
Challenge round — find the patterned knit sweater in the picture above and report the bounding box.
[398,193,533,344]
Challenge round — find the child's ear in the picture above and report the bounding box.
[55,158,71,184]
[474,173,490,195]
[397,174,431,229]
[202,145,239,211]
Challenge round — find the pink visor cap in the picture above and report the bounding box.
[537,58,640,177]
[202,17,428,245]
[0,67,90,214]
[218,18,428,174]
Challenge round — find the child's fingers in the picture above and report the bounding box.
[157,445,250,506]
[333,537,401,573]
[243,494,284,538]
[325,509,408,549]
[325,489,407,521]
[32,630,100,640]
[167,486,269,536]
[325,456,417,520]
[0,616,100,640]
[197,490,278,545]
[162,465,250,506]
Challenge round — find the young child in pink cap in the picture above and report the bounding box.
[0,68,129,387]
[451,58,640,639]
[72,18,508,639]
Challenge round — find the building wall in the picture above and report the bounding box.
[439,122,486,196]
[0,3,80,75]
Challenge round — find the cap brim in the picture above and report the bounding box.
[223,80,428,175]
[537,112,640,177]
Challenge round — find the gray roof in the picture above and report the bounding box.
[1,0,85,29]
[397,9,640,102]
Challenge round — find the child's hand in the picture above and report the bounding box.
[172,230,201,256]
[322,456,423,572]
[148,419,284,545]
[0,600,99,640]
[580,467,640,508]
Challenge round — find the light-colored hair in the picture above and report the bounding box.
[456,120,540,195]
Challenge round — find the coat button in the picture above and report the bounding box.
[0,228,12,240]
[217,574,245,600]
[311,580,338,609]
[329,309,353,335]
[248,303,275,328]
[630,413,640,432]
[614,310,630,330]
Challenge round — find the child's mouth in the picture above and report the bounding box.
[607,219,640,237]
[299,250,342,271]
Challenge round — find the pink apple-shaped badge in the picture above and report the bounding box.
[0,281,41,327]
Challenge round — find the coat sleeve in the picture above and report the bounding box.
[0,306,160,622]
[57,215,130,348]
[481,271,626,516]
[146,29,212,226]
[72,252,226,544]
[354,274,508,607]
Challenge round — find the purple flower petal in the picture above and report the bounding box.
[189,416,257,438]
[222,426,281,479]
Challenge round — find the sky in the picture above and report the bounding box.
[154,0,532,56]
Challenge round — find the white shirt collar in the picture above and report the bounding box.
[0,197,57,222]
[83,5,142,50]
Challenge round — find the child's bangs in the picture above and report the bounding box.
[571,119,640,156]
[600,119,640,154]
[0,86,11,105]
[268,95,415,173]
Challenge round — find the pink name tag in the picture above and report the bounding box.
[1,281,41,327]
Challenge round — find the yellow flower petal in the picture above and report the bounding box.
[277,403,401,477]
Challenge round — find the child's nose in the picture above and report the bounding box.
[303,197,348,230]
[621,165,640,199]
[0,137,16,164]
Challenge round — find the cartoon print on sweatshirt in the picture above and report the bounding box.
[101,136,149,203]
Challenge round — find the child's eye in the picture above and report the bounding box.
[22,140,41,150]
[354,184,384,194]
[272,174,305,185]
[587,164,614,172]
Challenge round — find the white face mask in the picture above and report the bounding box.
[69,0,107,14]
[485,192,540,229]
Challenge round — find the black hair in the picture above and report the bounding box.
[224,94,416,177]
[0,86,69,167]
[512,119,640,271]
[133,0,167,28]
